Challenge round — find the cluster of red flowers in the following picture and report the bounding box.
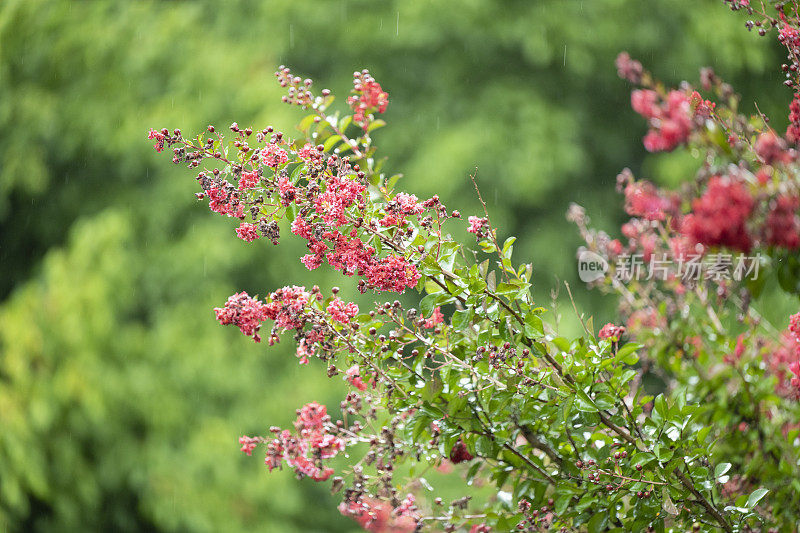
[598,323,626,342]
[327,297,359,324]
[679,175,755,252]
[338,494,418,533]
[244,402,345,482]
[788,313,800,394]
[630,89,694,152]
[345,364,369,391]
[422,307,444,329]
[467,216,489,237]
[235,222,259,242]
[203,178,244,218]
[260,142,289,168]
[787,95,800,144]
[147,128,166,152]
[623,180,675,221]
[765,194,800,249]
[379,193,424,227]
[263,285,312,330]
[214,292,269,342]
[347,69,389,130]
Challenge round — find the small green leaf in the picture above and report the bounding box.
[745,488,768,509]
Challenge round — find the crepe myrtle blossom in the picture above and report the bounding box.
[345,365,369,391]
[235,222,259,242]
[327,297,359,324]
[598,323,626,342]
[241,402,344,482]
[153,22,800,526]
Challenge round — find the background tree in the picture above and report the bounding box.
[0,0,789,531]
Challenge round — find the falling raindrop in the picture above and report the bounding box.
[396,11,399,36]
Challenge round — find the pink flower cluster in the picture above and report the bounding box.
[314,172,367,226]
[259,402,344,482]
[615,52,643,84]
[623,180,675,221]
[263,285,311,330]
[598,323,626,341]
[347,70,389,129]
[768,313,800,398]
[379,193,424,227]
[260,142,289,168]
[345,365,369,391]
[679,175,754,252]
[239,436,260,456]
[147,128,166,152]
[467,216,489,236]
[788,94,800,145]
[754,131,792,166]
[214,292,269,342]
[236,222,259,242]
[206,181,244,218]
[338,494,418,533]
[630,90,693,152]
[327,297,359,324]
[292,216,420,293]
[238,170,260,190]
[765,195,800,249]
[422,307,444,329]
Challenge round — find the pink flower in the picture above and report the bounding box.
[790,312,800,342]
[214,292,269,342]
[277,176,297,206]
[423,307,444,328]
[295,338,314,365]
[327,297,359,324]
[361,81,389,113]
[615,52,643,84]
[679,175,754,252]
[598,323,626,341]
[346,365,369,391]
[239,436,260,456]
[261,143,289,168]
[339,496,417,533]
[790,361,800,392]
[467,216,488,235]
[725,334,746,365]
[765,195,800,249]
[257,402,344,482]
[297,401,329,430]
[754,131,791,165]
[206,182,244,218]
[632,90,693,152]
[366,255,421,293]
[631,90,659,119]
[263,285,311,330]
[238,170,260,190]
[623,180,673,221]
[147,128,166,152]
[236,222,259,242]
[297,142,317,160]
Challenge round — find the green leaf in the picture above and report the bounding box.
[745,488,768,509]
[322,134,342,152]
[714,463,732,479]
[575,389,598,413]
[587,511,608,533]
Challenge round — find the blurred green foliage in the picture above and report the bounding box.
[0,0,786,530]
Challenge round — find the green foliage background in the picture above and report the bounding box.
[0,0,786,531]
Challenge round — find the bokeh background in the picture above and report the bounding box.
[0,0,788,531]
